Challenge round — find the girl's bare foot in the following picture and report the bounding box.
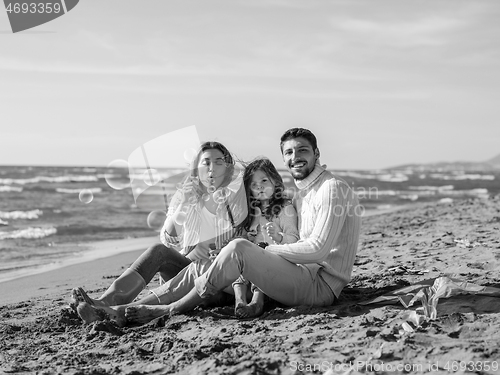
[125,305,171,325]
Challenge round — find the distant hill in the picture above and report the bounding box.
[487,153,500,168]
[389,153,500,171]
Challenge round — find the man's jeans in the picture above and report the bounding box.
[195,239,335,307]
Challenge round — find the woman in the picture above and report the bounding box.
[71,141,247,321]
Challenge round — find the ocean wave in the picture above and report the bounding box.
[376,204,393,210]
[0,209,43,220]
[429,173,495,181]
[376,174,409,182]
[55,224,145,236]
[436,188,489,197]
[400,194,419,201]
[439,198,454,204]
[133,185,176,196]
[0,219,8,226]
[408,185,454,191]
[56,187,102,194]
[0,175,99,185]
[360,186,489,200]
[0,226,57,240]
[96,168,187,183]
[371,190,397,196]
[0,185,23,192]
[334,171,380,179]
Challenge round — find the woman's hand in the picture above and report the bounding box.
[246,226,259,243]
[180,177,202,204]
[264,222,282,244]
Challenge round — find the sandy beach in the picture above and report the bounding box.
[1,196,500,374]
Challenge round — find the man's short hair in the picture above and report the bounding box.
[280,128,318,154]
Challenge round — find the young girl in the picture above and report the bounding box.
[232,158,299,318]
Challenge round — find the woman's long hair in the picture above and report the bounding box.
[237,158,287,233]
[190,141,235,188]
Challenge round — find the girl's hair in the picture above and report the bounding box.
[237,158,287,232]
[191,141,235,187]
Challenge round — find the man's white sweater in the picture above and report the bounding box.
[266,161,362,297]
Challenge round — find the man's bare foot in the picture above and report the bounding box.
[234,302,248,318]
[125,305,171,325]
[76,302,127,327]
[236,290,265,318]
[233,283,249,317]
[71,287,109,309]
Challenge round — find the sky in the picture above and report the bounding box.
[1,0,499,170]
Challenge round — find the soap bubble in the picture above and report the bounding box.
[284,188,296,200]
[202,193,210,201]
[219,218,232,231]
[232,164,244,179]
[175,211,187,225]
[147,210,166,231]
[252,206,262,217]
[207,185,216,193]
[143,169,161,186]
[105,159,131,190]
[213,188,229,204]
[184,148,198,163]
[79,189,94,204]
[188,195,199,206]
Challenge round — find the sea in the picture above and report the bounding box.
[1,164,499,284]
